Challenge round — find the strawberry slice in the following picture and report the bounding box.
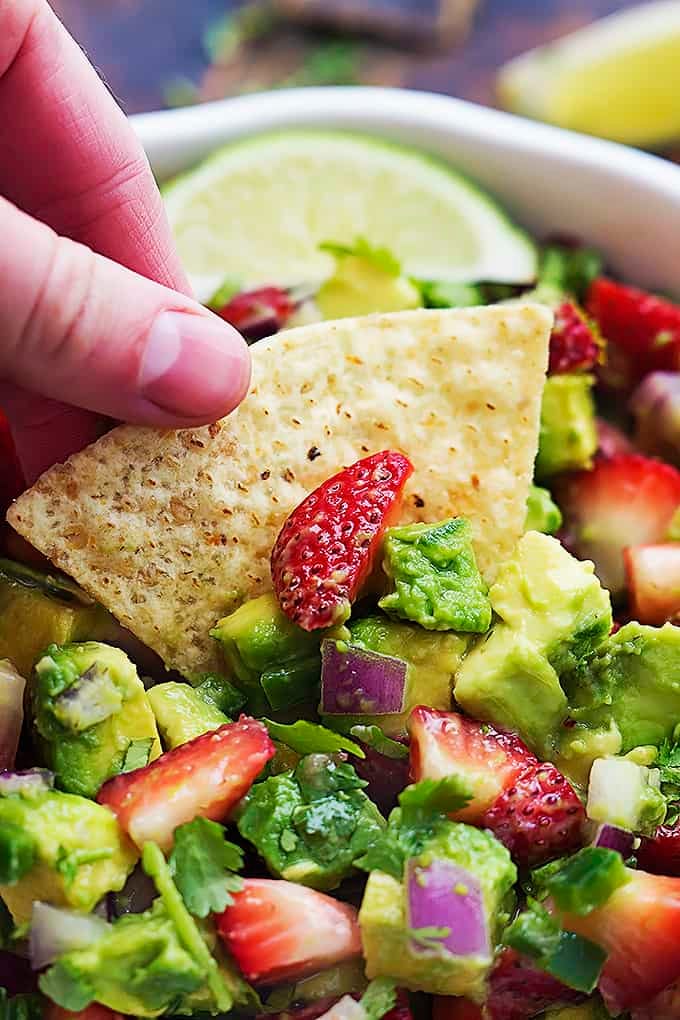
[432,997,483,1020]
[631,980,680,1020]
[637,821,680,877]
[97,717,274,851]
[409,708,584,867]
[45,1006,124,1020]
[271,451,413,630]
[561,869,680,1013]
[587,277,680,384]
[548,302,601,375]
[555,453,680,595]
[624,544,680,625]
[216,878,361,985]
[215,286,296,342]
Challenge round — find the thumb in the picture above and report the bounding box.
[0,196,251,427]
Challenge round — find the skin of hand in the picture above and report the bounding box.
[0,0,251,484]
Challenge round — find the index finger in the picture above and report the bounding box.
[0,0,188,292]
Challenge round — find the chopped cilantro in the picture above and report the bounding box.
[539,245,603,302]
[319,237,401,276]
[169,818,243,918]
[349,724,409,760]
[55,846,113,886]
[360,977,398,1020]
[121,737,154,774]
[399,776,471,828]
[408,925,452,951]
[262,718,364,758]
[0,990,45,1020]
[656,732,680,823]
[0,824,35,885]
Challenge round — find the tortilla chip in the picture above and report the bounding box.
[8,306,551,675]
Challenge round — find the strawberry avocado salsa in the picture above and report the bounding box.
[5,198,680,1020]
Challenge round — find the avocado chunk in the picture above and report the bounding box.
[238,753,384,890]
[148,682,229,749]
[566,621,680,753]
[379,518,491,633]
[455,532,611,757]
[0,787,136,924]
[32,642,161,797]
[211,592,323,713]
[0,558,118,677]
[586,756,665,834]
[359,822,516,999]
[316,243,421,320]
[535,374,597,479]
[525,484,563,535]
[324,613,468,736]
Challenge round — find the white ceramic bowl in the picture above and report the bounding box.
[132,86,680,296]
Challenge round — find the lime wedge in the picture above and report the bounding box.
[163,130,536,296]
[498,1,680,146]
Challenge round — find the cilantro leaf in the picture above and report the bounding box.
[0,990,43,1020]
[408,925,453,951]
[121,737,154,774]
[263,719,364,758]
[399,776,471,828]
[360,977,397,1020]
[349,725,409,760]
[319,237,401,276]
[539,245,602,302]
[169,818,244,918]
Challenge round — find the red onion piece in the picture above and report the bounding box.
[320,641,407,716]
[29,901,110,970]
[0,768,54,798]
[407,859,488,957]
[591,823,635,858]
[0,660,26,771]
[315,996,367,1020]
[630,372,680,465]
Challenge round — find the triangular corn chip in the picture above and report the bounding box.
[8,306,551,675]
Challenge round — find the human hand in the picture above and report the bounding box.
[0,0,251,485]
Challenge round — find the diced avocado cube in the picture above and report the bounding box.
[525,484,563,535]
[32,642,161,797]
[0,788,136,924]
[359,822,515,999]
[586,756,665,834]
[379,518,491,633]
[325,614,468,737]
[238,754,384,890]
[490,532,612,675]
[568,621,680,753]
[0,558,119,677]
[455,533,611,756]
[148,681,229,749]
[535,374,597,479]
[316,248,421,321]
[211,592,323,713]
[188,672,247,716]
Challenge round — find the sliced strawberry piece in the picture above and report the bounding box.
[631,980,680,1020]
[637,821,680,877]
[409,708,584,867]
[481,761,585,868]
[548,302,601,375]
[555,453,680,594]
[97,717,274,851]
[408,707,527,822]
[561,868,680,1013]
[587,278,680,383]
[216,878,361,985]
[271,451,413,630]
[215,286,296,342]
[624,544,680,625]
[44,1006,125,1020]
[432,997,483,1020]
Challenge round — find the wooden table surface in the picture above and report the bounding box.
[53,0,637,115]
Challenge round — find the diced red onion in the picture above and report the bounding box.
[407,859,488,957]
[29,901,110,970]
[0,660,26,771]
[0,768,54,798]
[52,664,122,732]
[630,372,680,465]
[320,641,407,716]
[314,996,367,1020]
[591,823,635,858]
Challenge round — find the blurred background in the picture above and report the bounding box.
[51,0,680,165]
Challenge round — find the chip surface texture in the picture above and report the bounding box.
[8,306,551,675]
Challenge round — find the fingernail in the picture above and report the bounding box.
[140,310,251,419]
